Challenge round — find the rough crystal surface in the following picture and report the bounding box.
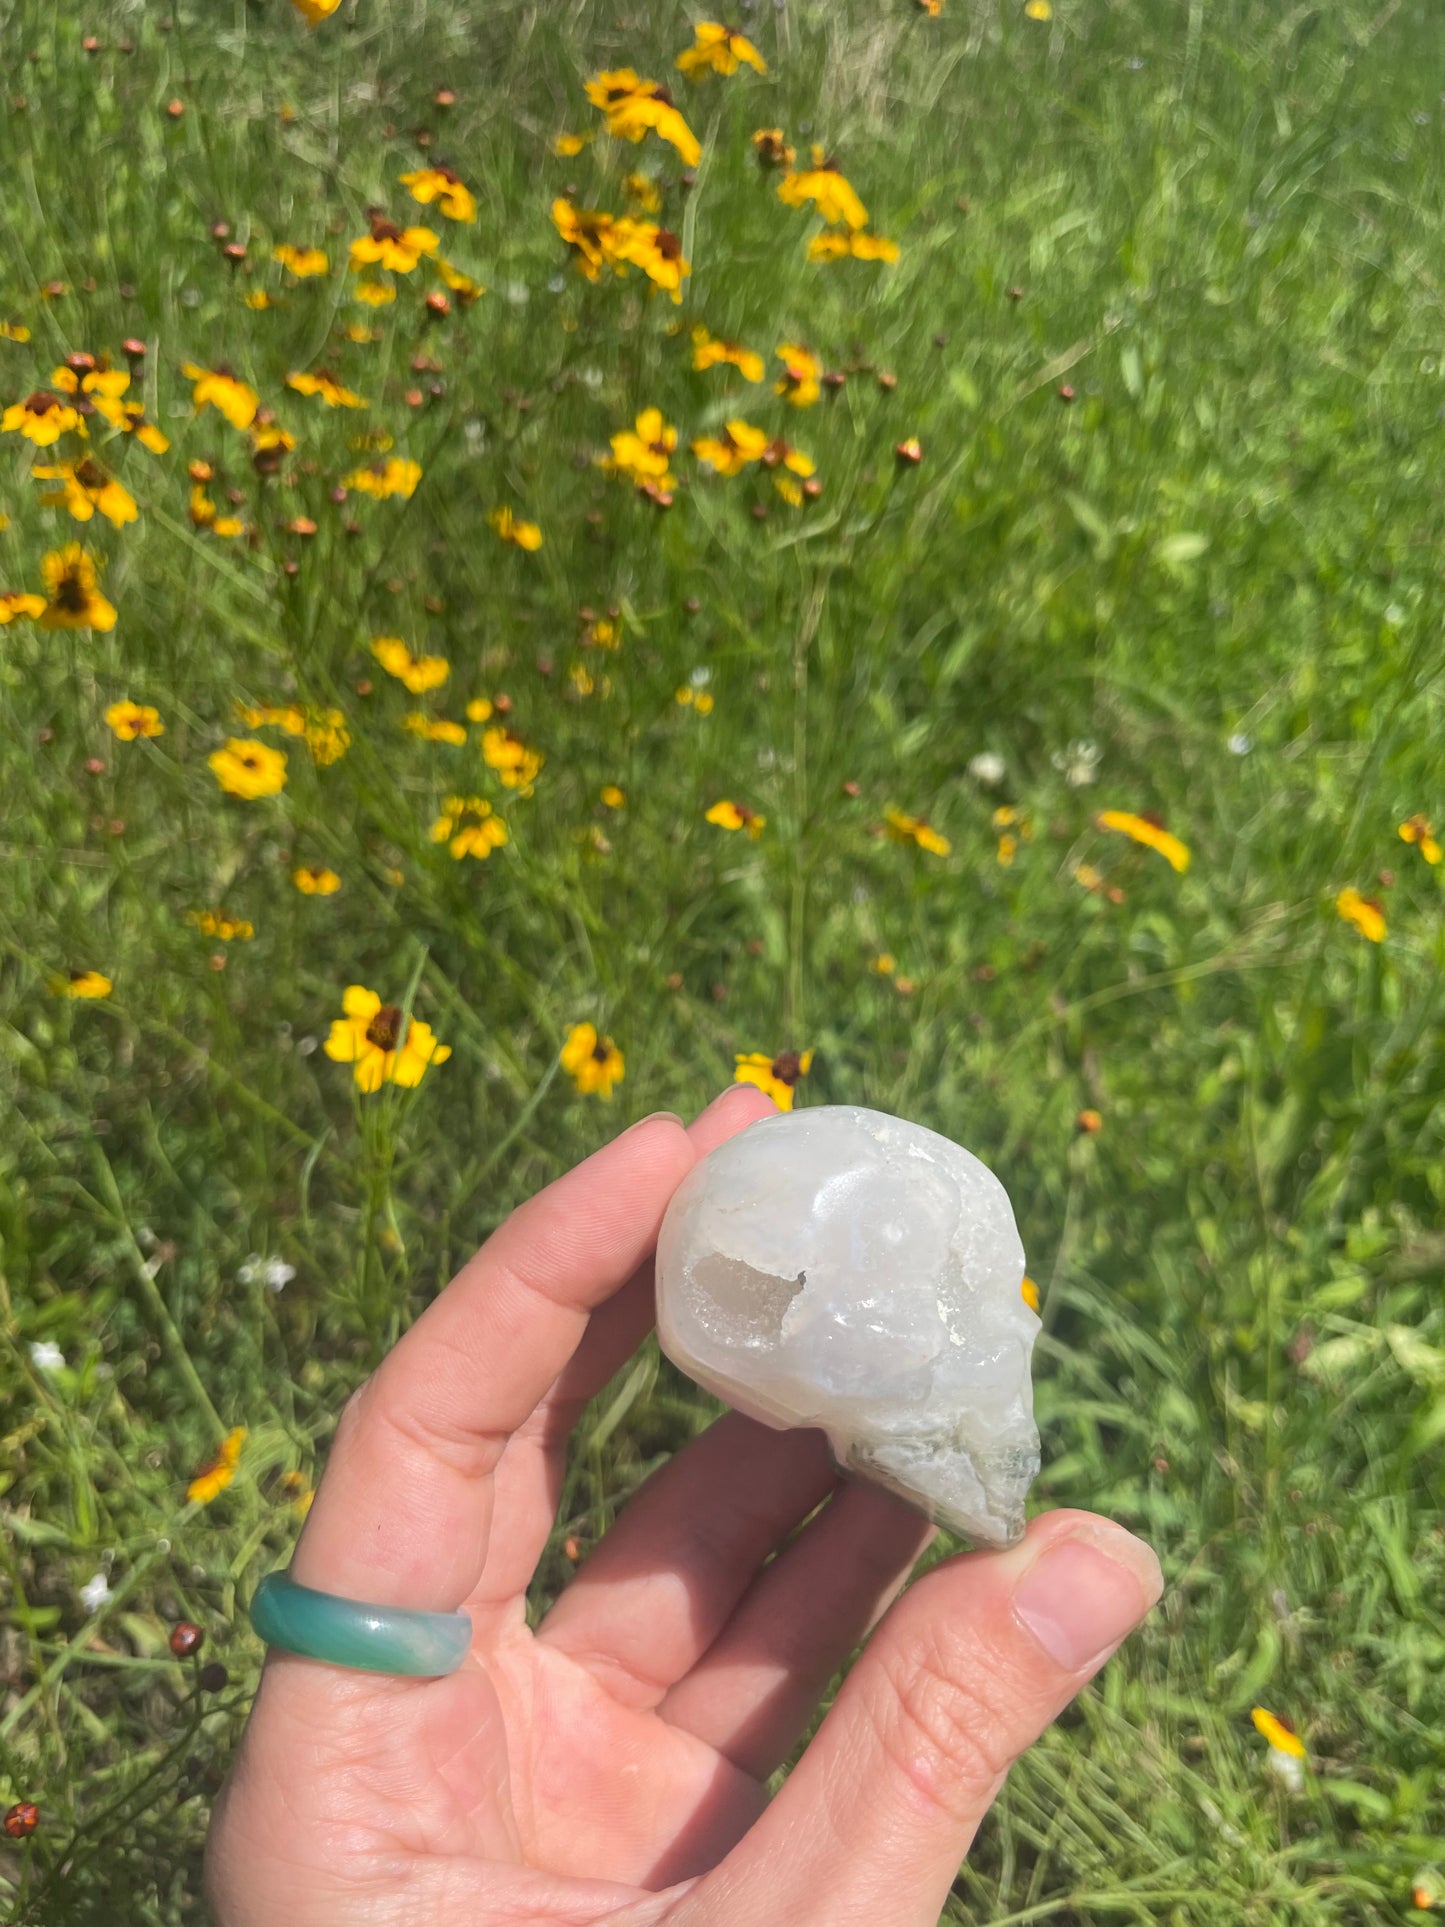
[656,1105,1040,1546]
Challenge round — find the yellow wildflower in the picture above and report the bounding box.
[2,391,82,446]
[734,1048,812,1111]
[760,436,815,477]
[33,457,138,529]
[585,69,652,110]
[348,218,439,274]
[779,153,868,230]
[324,986,451,1091]
[243,291,276,311]
[552,199,618,281]
[1250,1708,1304,1757]
[609,218,691,297]
[52,360,129,401]
[603,406,678,489]
[403,713,467,745]
[429,793,508,859]
[188,910,255,942]
[303,709,349,765]
[885,807,950,856]
[1021,1276,1040,1311]
[289,0,342,23]
[692,325,765,383]
[601,784,626,808]
[400,165,476,222]
[273,244,329,277]
[692,419,770,475]
[90,394,169,453]
[481,725,543,793]
[807,227,900,263]
[236,701,305,735]
[488,506,543,550]
[552,131,591,157]
[432,258,484,300]
[0,592,47,624]
[371,638,449,693]
[622,171,663,213]
[1336,887,1386,944]
[706,798,766,838]
[104,701,163,741]
[677,22,767,77]
[208,738,288,799]
[292,864,341,895]
[752,127,795,169]
[1398,815,1442,865]
[465,696,494,722]
[39,545,117,631]
[1096,809,1190,873]
[775,342,821,406]
[605,88,702,168]
[57,970,113,1000]
[344,457,421,499]
[287,369,367,408]
[1024,0,1053,18]
[0,321,31,342]
[354,278,397,306]
[560,1022,625,1098]
[188,485,245,539]
[186,1427,248,1504]
[181,362,258,430]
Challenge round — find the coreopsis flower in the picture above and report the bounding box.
[236,701,306,735]
[2,391,82,446]
[807,227,900,263]
[325,986,452,1090]
[692,419,770,475]
[274,243,329,276]
[778,151,868,230]
[349,214,439,273]
[33,457,137,528]
[1024,0,1053,18]
[752,127,795,168]
[466,696,494,721]
[188,909,255,941]
[552,130,591,156]
[430,793,508,859]
[344,456,421,498]
[1096,809,1190,873]
[403,712,467,745]
[188,484,245,539]
[292,864,341,894]
[1020,1276,1040,1311]
[0,321,31,342]
[481,725,543,792]
[603,406,678,488]
[354,278,397,306]
[734,1048,812,1110]
[51,358,129,401]
[609,219,691,296]
[400,165,476,222]
[104,700,163,741]
[885,806,950,856]
[0,592,46,624]
[775,342,821,406]
[90,394,169,453]
[57,969,113,999]
[552,198,619,280]
[287,369,367,407]
[676,686,715,715]
[488,506,543,550]
[1250,1707,1306,1794]
[622,171,663,213]
[243,291,276,311]
[371,637,449,692]
[1399,814,1442,864]
[676,22,767,77]
[182,362,258,430]
[290,0,341,22]
[186,1427,247,1504]
[584,68,653,110]
[604,86,702,168]
[560,1022,625,1098]
[760,436,814,477]
[208,738,288,799]
[250,421,297,475]
[432,257,484,302]
[691,324,764,382]
[38,544,117,630]
[706,798,765,837]
[1336,886,1386,943]
[601,784,626,808]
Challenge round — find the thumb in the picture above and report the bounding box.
[679,1509,1162,1927]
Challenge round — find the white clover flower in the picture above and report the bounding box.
[967,752,1006,787]
[1053,740,1101,788]
[263,1260,296,1293]
[79,1572,113,1614]
[29,1340,64,1371]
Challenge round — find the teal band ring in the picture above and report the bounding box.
[249,1570,472,1678]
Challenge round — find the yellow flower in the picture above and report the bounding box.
[1020,1276,1040,1311]
[779,156,868,230]
[324,986,452,1091]
[188,484,245,539]
[186,1426,248,1504]
[488,506,543,550]
[1251,1707,1305,1760]
[676,22,767,77]
[348,219,439,273]
[354,278,397,306]
[39,545,117,631]
[90,395,169,453]
[603,406,678,488]
[481,725,543,793]
[344,457,421,499]
[675,685,715,714]
[734,1048,813,1110]
[280,1469,315,1517]
[775,342,821,406]
[1024,0,1053,18]
[560,1021,625,1098]
[692,419,770,475]
[371,637,449,692]
[871,953,897,975]
[1336,887,1386,944]
[273,243,329,277]
[244,291,276,311]
[1096,809,1190,873]
[188,909,255,942]
[552,130,591,157]
[432,257,484,300]
[292,864,341,895]
[552,198,619,281]
[403,712,467,745]
[601,784,626,808]
[236,701,305,735]
[290,0,341,22]
[208,738,288,799]
[104,700,164,741]
[181,362,258,430]
[706,798,766,838]
[1398,814,1442,865]
[33,457,138,529]
[2,390,82,446]
[466,696,494,722]
[752,127,795,169]
[57,969,113,1000]
[287,369,368,408]
[52,361,130,401]
[585,68,653,110]
[605,89,702,168]
[692,325,765,383]
[622,171,662,213]
[885,807,951,856]
[400,165,477,223]
[760,436,815,477]
[0,321,31,342]
[0,592,46,624]
[807,227,900,263]
[608,218,691,297]
[430,794,508,860]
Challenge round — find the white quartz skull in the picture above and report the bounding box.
[655,1105,1040,1546]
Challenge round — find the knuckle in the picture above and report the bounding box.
[871,1615,1018,1822]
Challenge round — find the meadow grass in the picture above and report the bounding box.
[1,0,1444,1919]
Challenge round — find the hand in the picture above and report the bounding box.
[206,1088,1162,1927]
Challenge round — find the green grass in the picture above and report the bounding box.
[2,0,1444,1918]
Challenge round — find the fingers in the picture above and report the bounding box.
[289,1111,696,1612]
[535,1414,839,1704]
[677,1510,1162,1927]
[657,1480,935,1777]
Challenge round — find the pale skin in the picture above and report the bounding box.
[207,1086,1163,1927]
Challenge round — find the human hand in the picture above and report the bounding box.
[207,1087,1162,1927]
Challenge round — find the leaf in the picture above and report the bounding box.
[1156,531,1210,564]
[1384,1324,1445,1387]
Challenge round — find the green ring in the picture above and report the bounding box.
[249,1570,472,1678]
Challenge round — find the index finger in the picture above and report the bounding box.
[288,1112,695,1613]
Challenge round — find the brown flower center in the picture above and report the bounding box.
[366,1005,403,1051]
[55,568,90,612]
[655,228,682,261]
[772,1051,804,1085]
[25,391,60,415]
[591,1038,613,1064]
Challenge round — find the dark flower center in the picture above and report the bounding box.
[26,391,60,415]
[591,1038,613,1063]
[655,229,682,261]
[366,1005,403,1051]
[772,1051,804,1084]
[55,569,89,612]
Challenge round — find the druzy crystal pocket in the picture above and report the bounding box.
[656,1105,1040,1546]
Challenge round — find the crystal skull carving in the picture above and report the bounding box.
[655,1105,1040,1546]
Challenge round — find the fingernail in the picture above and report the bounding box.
[622,1110,685,1136]
[1012,1525,1162,1672]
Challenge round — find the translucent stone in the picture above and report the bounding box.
[656,1105,1041,1546]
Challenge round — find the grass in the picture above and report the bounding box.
[1,0,1443,1918]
